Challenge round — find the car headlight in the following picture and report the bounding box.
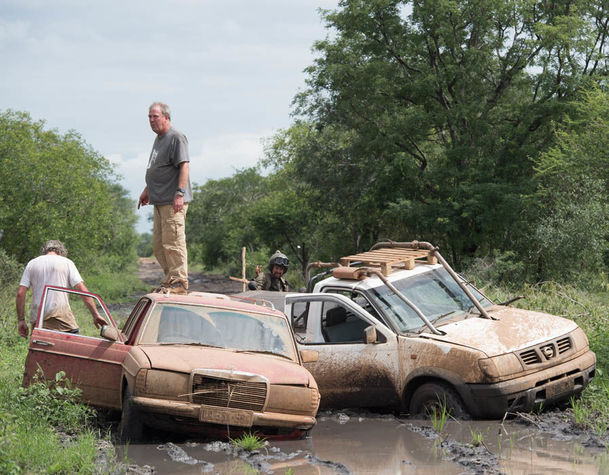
[137,369,189,400]
[266,385,320,415]
[478,353,523,380]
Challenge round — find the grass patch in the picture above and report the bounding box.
[85,265,149,302]
[230,432,267,451]
[428,398,451,435]
[0,332,111,473]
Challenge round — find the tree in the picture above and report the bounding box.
[186,168,269,271]
[531,88,609,280]
[0,110,137,271]
[269,0,609,267]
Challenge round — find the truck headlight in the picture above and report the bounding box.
[478,353,523,380]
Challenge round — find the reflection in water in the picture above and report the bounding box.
[117,412,609,474]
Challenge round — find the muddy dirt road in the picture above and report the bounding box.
[114,258,609,474]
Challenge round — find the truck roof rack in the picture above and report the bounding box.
[340,248,438,276]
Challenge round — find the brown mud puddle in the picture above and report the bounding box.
[116,411,609,474]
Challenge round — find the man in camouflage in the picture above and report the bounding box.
[252,250,290,292]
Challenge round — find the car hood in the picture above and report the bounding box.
[419,306,578,357]
[139,345,311,385]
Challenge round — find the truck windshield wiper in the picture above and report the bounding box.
[430,310,456,323]
[497,296,523,306]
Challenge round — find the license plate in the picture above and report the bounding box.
[199,405,253,427]
[546,378,572,399]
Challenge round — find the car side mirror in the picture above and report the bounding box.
[364,325,377,344]
[100,325,120,342]
[300,349,319,363]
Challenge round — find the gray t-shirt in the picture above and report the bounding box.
[145,127,192,205]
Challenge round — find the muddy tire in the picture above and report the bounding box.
[119,387,144,443]
[409,382,469,419]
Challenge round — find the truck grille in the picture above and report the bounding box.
[519,336,573,367]
[191,375,267,411]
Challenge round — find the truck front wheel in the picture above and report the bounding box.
[409,382,469,419]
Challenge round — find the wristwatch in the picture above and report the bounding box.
[176,188,186,197]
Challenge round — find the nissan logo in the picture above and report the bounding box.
[541,345,556,359]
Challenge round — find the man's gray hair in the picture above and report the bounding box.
[149,102,171,120]
[41,240,68,257]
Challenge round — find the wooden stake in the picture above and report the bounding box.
[241,247,246,292]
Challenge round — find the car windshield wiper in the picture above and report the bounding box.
[234,349,292,360]
[158,342,222,348]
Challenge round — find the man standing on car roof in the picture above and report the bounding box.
[251,250,291,292]
[138,102,192,294]
[16,240,107,337]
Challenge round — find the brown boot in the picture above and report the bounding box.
[168,282,188,295]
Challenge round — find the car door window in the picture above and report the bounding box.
[39,287,110,338]
[321,303,369,343]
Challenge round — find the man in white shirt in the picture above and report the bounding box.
[16,240,107,337]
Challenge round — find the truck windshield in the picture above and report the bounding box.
[367,268,492,333]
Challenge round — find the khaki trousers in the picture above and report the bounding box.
[153,203,189,288]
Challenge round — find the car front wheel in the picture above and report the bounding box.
[409,382,469,419]
[119,386,144,443]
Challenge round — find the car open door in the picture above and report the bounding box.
[23,286,130,410]
[285,293,401,409]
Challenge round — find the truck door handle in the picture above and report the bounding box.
[32,340,54,347]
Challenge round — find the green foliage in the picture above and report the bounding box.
[428,397,450,435]
[463,252,526,287]
[531,88,609,281]
[0,110,138,274]
[137,232,153,257]
[16,370,92,431]
[187,168,269,272]
[84,263,148,301]
[0,339,103,473]
[230,432,267,452]
[0,252,23,347]
[469,428,486,447]
[256,0,609,277]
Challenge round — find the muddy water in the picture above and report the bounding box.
[116,411,609,474]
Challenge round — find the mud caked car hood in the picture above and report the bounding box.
[139,345,311,385]
[420,306,578,357]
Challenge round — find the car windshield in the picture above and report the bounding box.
[139,303,297,361]
[367,267,492,333]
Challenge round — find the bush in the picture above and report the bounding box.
[462,251,526,288]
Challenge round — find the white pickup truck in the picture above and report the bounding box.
[240,240,596,418]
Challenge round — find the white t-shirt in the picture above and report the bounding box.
[19,254,83,323]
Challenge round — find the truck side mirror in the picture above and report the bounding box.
[364,325,377,344]
[300,349,319,363]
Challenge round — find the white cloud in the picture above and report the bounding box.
[193,131,270,185]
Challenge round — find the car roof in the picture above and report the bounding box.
[143,290,285,318]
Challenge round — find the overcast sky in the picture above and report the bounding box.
[1,0,338,232]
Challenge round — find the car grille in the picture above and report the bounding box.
[519,336,572,366]
[191,375,267,411]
